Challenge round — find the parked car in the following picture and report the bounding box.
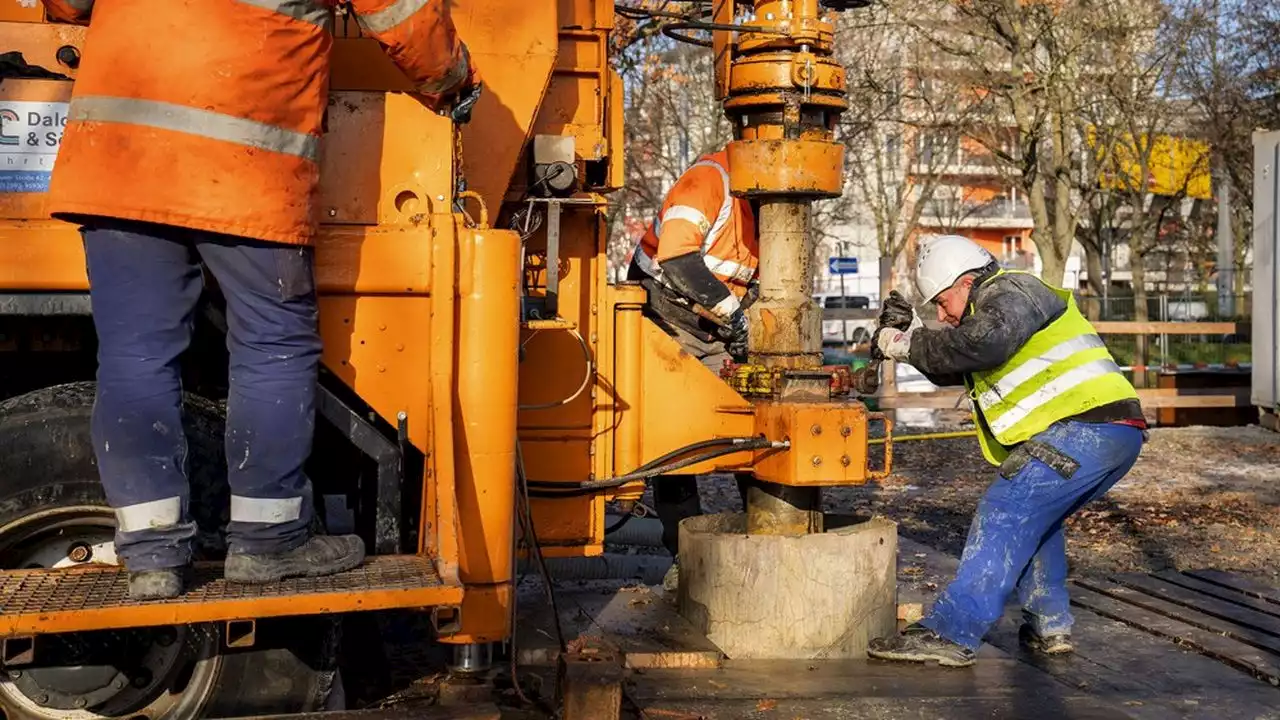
[816,293,876,346]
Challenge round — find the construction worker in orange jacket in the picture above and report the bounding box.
[41,0,481,600]
[626,146,758,590]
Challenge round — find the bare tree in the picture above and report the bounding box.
[824,1,982,290]
[895,0,1172,287]
[608,34,732,275]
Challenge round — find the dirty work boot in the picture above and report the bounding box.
[224,534,366,584]
[867,623,976,668]
[1019,623,1074,655]
[129,569,184,600]
[662,561,680,592]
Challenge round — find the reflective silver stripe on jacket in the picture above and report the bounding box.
[976,334,1108,411]
[357,0,430,33]
[235,0,334,29]
[69,96,320,162]
[230,495,304,525]
[115,496,183,533]
[986,357,1123,436]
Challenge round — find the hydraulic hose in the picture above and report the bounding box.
[526,435,765,491]
[527,437,784,497]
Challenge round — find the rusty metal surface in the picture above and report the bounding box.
[560,649,624,720]
[742,481,823,535]
[747,201,823,368]
[0,556,461,636]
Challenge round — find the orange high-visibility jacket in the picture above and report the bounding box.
[41,0,475,245]
[633,151,759,299]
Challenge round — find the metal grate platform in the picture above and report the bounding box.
[0,555,463,637]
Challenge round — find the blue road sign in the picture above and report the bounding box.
[828,257,859,275]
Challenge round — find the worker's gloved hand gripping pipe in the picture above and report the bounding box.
[870,290,915,362]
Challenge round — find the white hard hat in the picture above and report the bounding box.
[914,235,996,302]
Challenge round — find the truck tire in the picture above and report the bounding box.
[0,382,339,720]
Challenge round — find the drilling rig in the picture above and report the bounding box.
[0,1,893,717]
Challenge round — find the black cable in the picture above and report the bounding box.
[526,437,768,491]
[528,439,778,497]
[604,513,633,535]
[515,442,567,654]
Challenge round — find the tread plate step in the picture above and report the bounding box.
[0,555,462,637]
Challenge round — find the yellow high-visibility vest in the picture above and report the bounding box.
[964,271,1140,466]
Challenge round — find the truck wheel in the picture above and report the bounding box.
[0,383,339,719]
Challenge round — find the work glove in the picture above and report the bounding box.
[873,327,913,362]
[878,290,915,332]
[724,310,749,362]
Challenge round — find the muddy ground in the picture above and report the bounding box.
[698,424,1280,586]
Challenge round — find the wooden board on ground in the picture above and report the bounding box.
[635,696,1131,719]
[626,658,1132,719]
[900,538,1280,719]
[571,587,723,669]
[1185,569,1280,607]
[1107,573,1280,641]
[1071,580,1280,687]
[1151,571,1280,620]
[514,584,722,670]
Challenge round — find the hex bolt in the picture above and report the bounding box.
[132,670,152,688]
[840,426,852,437]
[115,678,127,690]
[810,424,822,436]
[8,670,21,679]
[36,694,49,704]
[811,455,822,467]
[840,455,851,467]
[74,697,88,708]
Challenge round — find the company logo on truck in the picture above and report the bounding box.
[0,109,19,147]
[0,101,69,193]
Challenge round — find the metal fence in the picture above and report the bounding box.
[1073,292,1252,372]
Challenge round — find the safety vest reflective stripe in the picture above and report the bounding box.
[356,0,469,93]
[231,495,304,525]
[69,96,320,162]
[633,244,755,286]
[357,0,431,32]
[985,357,1124,436]
[659,205,712,235]
[115,497,183,533]
[638,157,753,289]
[976,334,1107,410]
[236,0,333,28]
[967,270,1139,465]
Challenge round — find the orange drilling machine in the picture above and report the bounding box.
[0,1,887,717]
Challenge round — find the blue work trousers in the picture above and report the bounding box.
[83,218,321,572]
[921,420,1145,650]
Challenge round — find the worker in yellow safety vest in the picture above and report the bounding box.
[866,235,1147,667]
[627,146,759,592]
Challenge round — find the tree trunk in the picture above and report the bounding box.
[1130,241,1149,388]
[1082,242,1104,321]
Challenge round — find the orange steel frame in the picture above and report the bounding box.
[0,0,882,646]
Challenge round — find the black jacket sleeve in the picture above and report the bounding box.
[907,273,1068,378]
[660,252,733,316]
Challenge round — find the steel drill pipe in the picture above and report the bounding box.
[746,200,823,369]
